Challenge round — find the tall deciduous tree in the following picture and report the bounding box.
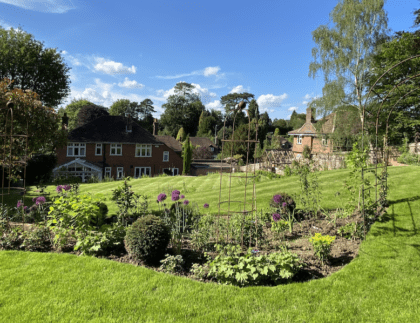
[0,27,71,108]
[308,0,389,127]
[160,82,205,137]
[220,92,254,127]
[56,98,95,133]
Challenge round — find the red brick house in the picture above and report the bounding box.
[52,114,183,182]
[288,107,335,157]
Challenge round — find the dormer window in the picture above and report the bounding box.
[297,135,302,145]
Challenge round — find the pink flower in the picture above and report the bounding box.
[183,200,189,205]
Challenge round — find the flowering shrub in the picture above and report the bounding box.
[269,193,295,215]
[309,233,336,262]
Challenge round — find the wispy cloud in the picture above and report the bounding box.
[118,77,144,89]
[156,66,222,79]
[156,83,216,103]
[94,57,136,75]
[257,93,288,112]
[0,0,75,14]
[0,17,13,30]
[288,106,298,112]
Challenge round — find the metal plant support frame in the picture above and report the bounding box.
[1,100,30,230]
[361,55,420,237]
[217,101,259,249]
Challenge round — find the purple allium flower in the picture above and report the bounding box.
[282,202,287,208]
[17,200,23,208]
[273,195,282,204]
[63,185,72,191]
[180,195,185,199]
[35,196,46,205]
[272,213,281,222]
[157,193,167,202]
[56,185,63,193]
[32,197,37,202]
[203,203,209,208]
[172,194,180,201]
[172,190,180,196]
[183,200,189,205]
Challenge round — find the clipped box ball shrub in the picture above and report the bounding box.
[124,214,171,265]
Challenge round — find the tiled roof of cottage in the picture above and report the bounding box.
[190,137,219,148]
[66,115,163,144]
[288,113,336,135]
[155,135,182,152]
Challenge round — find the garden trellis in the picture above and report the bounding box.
[361,55,420,237]
[216,101,260,249]
[0,99,30,230]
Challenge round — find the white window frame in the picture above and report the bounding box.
[105,167,111,178]
[297,135,302,145]
[134,167,151,178]
[95,143,102,156]
[322,136,328,147]
[110,144,122,156]
[117,167,124,179]
[172,168,179,176]
[210,147,214,152]
[163,151,169,162]
[135,144,152,157]
[67,143,86,157]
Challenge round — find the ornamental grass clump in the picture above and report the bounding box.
[124,214,171,265]
[309,233,336,263]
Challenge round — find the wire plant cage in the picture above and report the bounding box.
[216,101,261,249]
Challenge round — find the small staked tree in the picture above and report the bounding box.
[182,136,193,175]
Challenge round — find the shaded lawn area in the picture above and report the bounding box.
[0,166,419,322]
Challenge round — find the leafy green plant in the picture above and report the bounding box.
[190,262,210,281]
[20,225,52,252]
[337,222,363,240]
[0,226,24,250]
[159,254,184,274]
[229,214,264,247]
[124,214,171,265]
[284,165,292,177]
[271,219,288,236]
[309,233,335,263]
[205,244,303,287]
[292,158,322,218]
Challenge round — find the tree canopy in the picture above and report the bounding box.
[308,0,389,126]
[76,104,109,128]
[0,27,71,108]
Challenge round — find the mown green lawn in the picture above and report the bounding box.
[1,166,419,322]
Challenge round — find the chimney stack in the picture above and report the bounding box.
[126,114,132,132]
[153,118,158,136]
[62,112,69,131]
[306,107,315,124]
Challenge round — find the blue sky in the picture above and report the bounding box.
[0,0,418,121]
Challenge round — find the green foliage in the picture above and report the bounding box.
[292,159,322,218]
[176,127,186,142]
[302,145,311,159]
[124,215,171,265]
[229,214,264,247]
[309,233,335,262]
[0,27,71,108]
[76,104,109,128]
[284,165,292,177]
[0,224,51,252]
[397,152,420,165]
[204,244,303,287]
[255,170,281,180]
[159,254,184,274]
[271,219,288,236]
[182,136,193,175]
[337,222,363,240]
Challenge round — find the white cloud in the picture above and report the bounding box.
[229,85,250,94]
[303,94,311,100]
[0,18,13,30]
[156,83,216,103]
[61,50,67,55]
[156,66,222,79]
[288,107,298,112]
[118,77,144,89]
[0,0,75,13]
[256,93,288,111]
[94,57,136,75]
[206,100,223,112]
[67,55,82,66]
[302,101,309,105]
[287,114,292,119]
[203,66,220,76]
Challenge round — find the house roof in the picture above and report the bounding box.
[288,113,336,136]
[190,137,218,149]
[66,115,163,145]
[155,135,182,152]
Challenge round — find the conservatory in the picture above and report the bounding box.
[52,158,103,183]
